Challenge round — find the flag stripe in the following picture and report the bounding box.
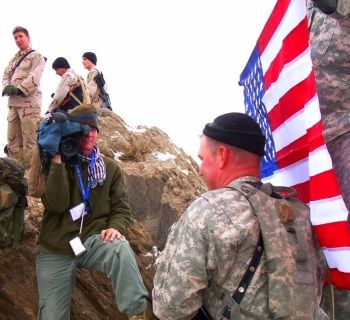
[264,168,342,202]
[268,74,317,131]
[263,49,313,113]
[314,222,350,246]
[310,170,342,201]
[323,248,350,273]
[329,269,350,290]
[257,0,291,53]
[309,145,333,176]
[310,197,349,225]
[292,181,310,204]
[264,17,309,90]
[275,135,309,168]
[259,0,306,74]
[275,120,323,167]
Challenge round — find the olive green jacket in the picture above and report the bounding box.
[37,156,131,254]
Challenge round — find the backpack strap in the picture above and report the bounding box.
[69,90,83,105]
[15,50,35,69]
[220,181,297,319]
[243,181,297,199]
[222,232,264,319]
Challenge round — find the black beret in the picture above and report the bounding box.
[82,52,97,65]
[203,112,266,156]
[52,57,70,69]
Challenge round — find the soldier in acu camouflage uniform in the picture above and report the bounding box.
[2,26,46,168]
[152,113,327,320]
[308,1,350,318]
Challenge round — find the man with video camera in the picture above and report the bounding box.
[35,104,149,319]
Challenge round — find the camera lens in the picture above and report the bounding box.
[60,137,79,157]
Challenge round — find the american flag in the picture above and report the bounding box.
[239,0,350,289]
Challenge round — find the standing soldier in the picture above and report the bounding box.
[82,52,112,110]
[308,0,350,318]
[2,26,46,169]
[153,113,328,320]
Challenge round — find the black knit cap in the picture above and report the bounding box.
[52,57,70,69]
[203,112,266,156]
[82,52,97,65]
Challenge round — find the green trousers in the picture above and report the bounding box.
[36,234,148,320]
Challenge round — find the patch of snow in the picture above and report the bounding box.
[114,152,124,161]
[126,125,147,133]
[153,152,176,161]
[181,169,189,175]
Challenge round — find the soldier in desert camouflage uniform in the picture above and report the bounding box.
[82,52,109,109]
[308,1,350,318]
[48,57,84,113]
[153,113,327,320]
[2,26,46,168]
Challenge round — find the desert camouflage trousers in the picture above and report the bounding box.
[7,105,41,169]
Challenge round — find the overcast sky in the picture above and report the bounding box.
[0,0,276,160]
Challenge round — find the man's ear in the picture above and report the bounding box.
[217,145,229,169]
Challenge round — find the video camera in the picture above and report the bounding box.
[37,111,91,170]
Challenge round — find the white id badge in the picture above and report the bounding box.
[70,203,87,221]
[69,237,87,256]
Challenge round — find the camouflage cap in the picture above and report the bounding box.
[203,112,266,156]
[69,104,99,130]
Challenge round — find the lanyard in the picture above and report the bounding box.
[74,152,97,208]
[73,151,97,237]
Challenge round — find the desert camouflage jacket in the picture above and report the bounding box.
[48,69,81,112]
[2,48,45,108]
[153,176,269,320]
[86,67,107,109]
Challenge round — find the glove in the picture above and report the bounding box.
[2,85,23,96]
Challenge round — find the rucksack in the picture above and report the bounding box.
[225,181,325,319]
[62,75,91,111]
[0,157,27,247]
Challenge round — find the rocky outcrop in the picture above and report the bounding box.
[0,109,206,319]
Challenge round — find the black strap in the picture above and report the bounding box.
[10,50,35,80]
[223,233,264,319]
[14,50,35,70]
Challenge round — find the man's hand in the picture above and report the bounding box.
[51,154,62,164]
[2,85,23,96]
[101,228,125,243]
